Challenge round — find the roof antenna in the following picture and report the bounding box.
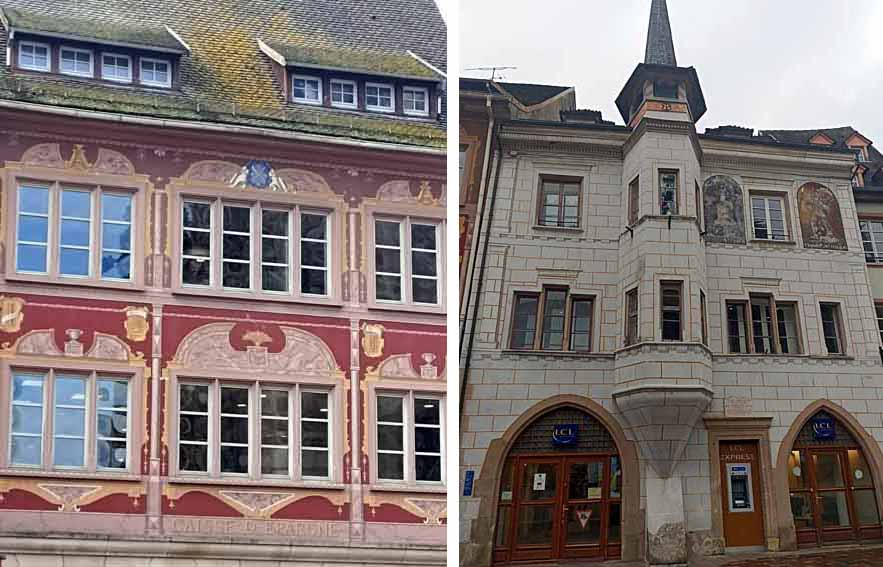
[465,66,517,81]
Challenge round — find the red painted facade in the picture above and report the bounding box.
[0,106,446,554]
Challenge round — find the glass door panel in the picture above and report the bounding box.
[516,505,556,545]
[565,502,602,545]
[853,489,880,526]
[814,453,845,488]
[560,458,607,559]
[512,459,560,560]
[521,462,558,501]
[568,461,604,500]
[819,492,851,527]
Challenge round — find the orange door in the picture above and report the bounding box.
[720,441,765,548]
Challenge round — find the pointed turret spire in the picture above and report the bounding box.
[644,0,677,66]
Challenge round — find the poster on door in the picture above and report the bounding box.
[533,473,547,491]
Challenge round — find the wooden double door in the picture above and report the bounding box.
[494,454,621,563]
[790,447,882,546]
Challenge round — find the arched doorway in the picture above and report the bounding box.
[787,409,882,546]
[492,406,623,563]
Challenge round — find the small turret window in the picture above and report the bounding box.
[653,80,678,99]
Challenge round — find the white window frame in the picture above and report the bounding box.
[260,208,292,295]
[139,57,172,88]
[373,391,445,487]
[101,52,133,83]
[411,221,440,306]
[180,199,215,288]
[14,183,135,282]
[221,204,254,292]
[175,380,334,481]
[300,210,330,297]
[17,40,51,72]
[59,46,94,78]
[292,74,322,105]
[7,369,133,473]
[329,78,358,109]
[751,194,789,241]
[372,217,442,307]
[402,86,429,117]
[218,384,251,477]
[365,81,394,113]
[860,219,883,264]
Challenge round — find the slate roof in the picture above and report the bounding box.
[644,0,677,66]
[494,81,570,107]
[0,0,447,148]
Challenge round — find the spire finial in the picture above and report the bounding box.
[644,0,677,66]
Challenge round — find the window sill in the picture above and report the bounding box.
[502,349,614,359]
[172,286,343,308]
[750,239,797,246]
[715,353,854,361]
[166,476,346,490]
[369,483,446,494]
[0,468,143,482]
[5,272,145,292]
[531,224,583,233]
[368,302,445,316]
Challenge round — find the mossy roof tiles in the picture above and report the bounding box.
[266,42,439,80]
[0,0,446,148]
[0,6,187,51]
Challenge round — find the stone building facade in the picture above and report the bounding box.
[0,0,448,565]
[459,1,883,565]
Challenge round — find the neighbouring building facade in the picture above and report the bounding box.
[460,1,883,565]
[0,0,447,565]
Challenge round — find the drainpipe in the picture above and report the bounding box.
[460,122,504,414]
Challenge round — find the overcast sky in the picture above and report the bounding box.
[460,0,883,143]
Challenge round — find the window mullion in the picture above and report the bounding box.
[212,380,220,477]
[212,200,221,290]
[769,296,782,354]
[408,392,415,485]
[293,383,301,481]
[534,291,546,350]
[86,372,96,471]
[403,218,413,304]
[293,208,301,298]
[91,188,100,280]
[563,293,573,351]
[745,300,756,354]
[43,369,54,470]
[253,381,261,481]
[49,183,60,278]
[252,204,260,295]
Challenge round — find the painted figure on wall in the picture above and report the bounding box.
[703,175,746,245]
[798,183,847,250]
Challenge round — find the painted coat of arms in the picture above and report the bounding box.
[230,160,288,192]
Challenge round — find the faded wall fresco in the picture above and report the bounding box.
[798,182,847,251]
[703,175,746,244]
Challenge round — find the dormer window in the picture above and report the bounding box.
[403,86,429,117]
[366,82,394,113]
[101,54,132,83]
[140,58,171,88]
[330,79,357,109]
[60,47,94,78]
[18,41,50,72]
[293,75,322,105]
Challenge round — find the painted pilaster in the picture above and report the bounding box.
[347,205,365,540]
[147,303,163,534]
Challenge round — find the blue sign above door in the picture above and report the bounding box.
[552,424,578,446]
[812,416,836,440]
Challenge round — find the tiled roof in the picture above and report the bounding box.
[494,81,570,107]
[265,42,440,80]
[0,0,446,148]
[0,6,187,52]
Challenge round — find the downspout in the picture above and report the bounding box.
[460,122,503,414]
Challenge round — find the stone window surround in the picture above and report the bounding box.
[651,161,685,217]
[772,400,883,551]
[0,358,144,479]
[507,286,597,353]
[363,199,446,315]
[535,175,583,229]
[875,302,883,345]
[816,298,849,357]
[3,168,148,291]
[626,173,640,226]
[503,283,604,355]
[624,285,639,347]
[718,290,806,357]
[168,184,344,306]
[653,273,691,344]
[858,215,883,265]
[468,395,642,563]
[704,416,779,553]
[660,279,684,342]
[528,162,592,234]
[747,189,795,244]
[364,378,446,492]
[167,367,345,487]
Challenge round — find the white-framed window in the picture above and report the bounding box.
[366,82,394,112]
[15,184,134,281]
[293,75,322,104]
[329,79,357,109]
[751,195,788,241]
[403,86,429,116]
[180,199,330,297]
[17,41,50,72]
[101,53,132,83]
[140,58,171,88]
[860,220,883,263]
[374,218,440,305]
[376,393,443,484]
[59,46,94,78]
[875,305,883,345]
[176,381,331,480]
[9,370,131,471]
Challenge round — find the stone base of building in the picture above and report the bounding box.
[0,535,446,566]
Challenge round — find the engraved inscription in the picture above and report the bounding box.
[168,517,347,539]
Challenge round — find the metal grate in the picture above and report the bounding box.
[509,406,616,454]
[793,410,859,448]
